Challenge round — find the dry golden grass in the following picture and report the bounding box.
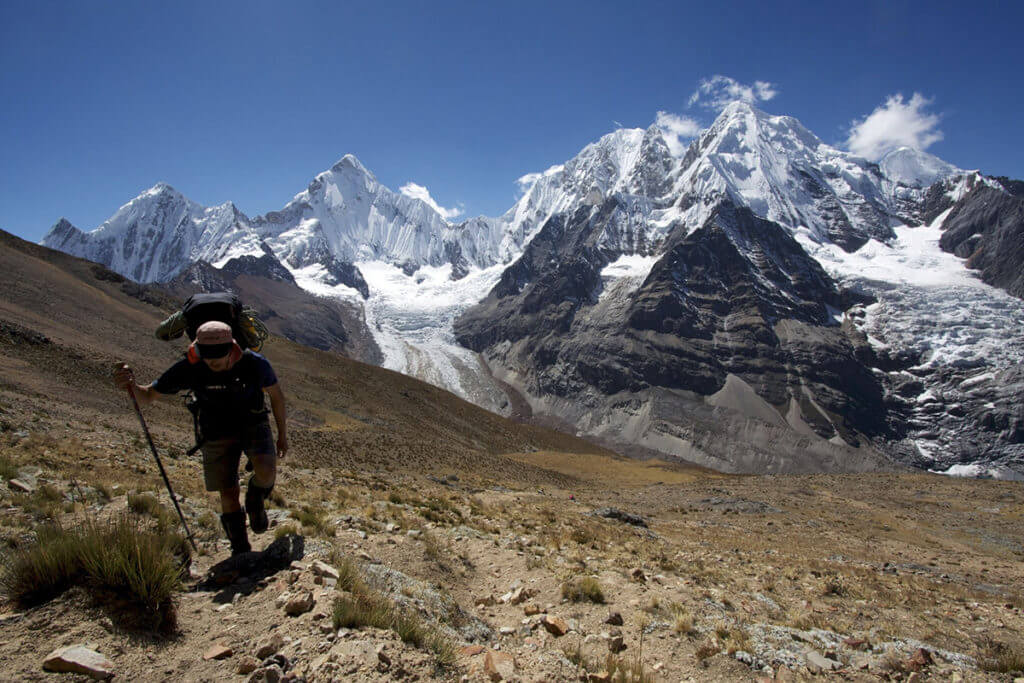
[505,450,710,487]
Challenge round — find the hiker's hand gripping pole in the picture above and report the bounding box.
[123,374,198,553]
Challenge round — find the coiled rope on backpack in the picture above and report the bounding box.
[239,308,269,353]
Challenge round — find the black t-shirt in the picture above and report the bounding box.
[152,351,278,439]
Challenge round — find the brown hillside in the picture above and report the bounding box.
[0,228,620,487]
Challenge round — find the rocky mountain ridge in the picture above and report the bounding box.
[39,103,1024,476]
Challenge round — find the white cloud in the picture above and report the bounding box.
[846,93,943,161]
[515,172,542,193]
[655,111,702,156]
[399,182,463,220]
[688,75,779,110]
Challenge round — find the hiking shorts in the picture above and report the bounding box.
[200,421,276,492]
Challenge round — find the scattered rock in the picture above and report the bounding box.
[592,507,648,527]
[8,479,33,493]
[806,651,841,673]
[203,644,233,661]
[907,647,933,671]
[236,656,261,675]
[523,603,542,616]
[605,611,623,626]
[247,664,283,683]
[310,560,340,581]
[608,630,626,653]
[262,654,289,672]
[500,585,532,605]
[844,637,869,650]
[42,645,114,680]
[255,633,286,659]
[284,591,315,616]
[484,650,516,681]
[542,615,569,637]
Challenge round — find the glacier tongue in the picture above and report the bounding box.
[356,260,510,412]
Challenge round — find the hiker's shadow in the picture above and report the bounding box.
[193,533,305,604]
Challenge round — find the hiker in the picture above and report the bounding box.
[114,321,287,555]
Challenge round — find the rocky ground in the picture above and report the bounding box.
[1,388,1023,682]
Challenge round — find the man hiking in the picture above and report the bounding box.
[114,320,287,555]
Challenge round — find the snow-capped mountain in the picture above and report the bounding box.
[41,102,1024,477]
[45,184,257,284]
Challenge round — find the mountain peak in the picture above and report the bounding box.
[330,154,371,175]
[878,146,962,188]
[145,181,178,196]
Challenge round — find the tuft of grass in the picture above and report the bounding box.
[821,571,848,597]
[332,585,454,668]
[562,576,606,604]
[0,516,185,630]
[0,454,18,480]
[128,491,159,516]
[695,639,720,661]
[127,491,177,530]
[94,482,113,502]
[670,603,696,636]
[294,507,331,537]
[979,639,1024,674]
[330,551,455,668]
[274,522,300,540]
[561,643,655,683]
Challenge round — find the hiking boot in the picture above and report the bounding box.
[220,510,251,555]
[245,477,273,534]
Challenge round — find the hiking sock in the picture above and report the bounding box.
[220,510,251,555]
[245,477,273,534]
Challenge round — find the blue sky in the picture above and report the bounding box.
[2,1,1022,242]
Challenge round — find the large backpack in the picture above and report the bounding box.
[156,292,268,352]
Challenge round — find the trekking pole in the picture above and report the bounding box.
[125,385,198,552]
